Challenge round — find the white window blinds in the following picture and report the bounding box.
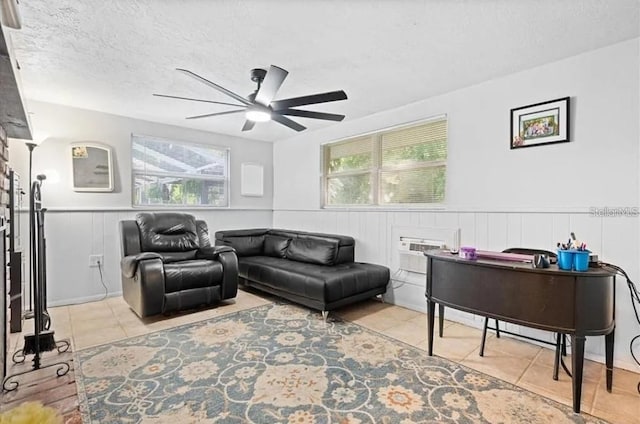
[323,117,447,206]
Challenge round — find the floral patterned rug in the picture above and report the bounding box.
[76,303,606,423]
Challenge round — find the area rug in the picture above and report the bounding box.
[75,303,606,423]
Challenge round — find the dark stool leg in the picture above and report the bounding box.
[438,304,445,338]
[480,317,489,357]
[494,319,501,338]
[553,332,562,380]
[561,334,567,356]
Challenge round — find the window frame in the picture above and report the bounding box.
[321,115,447,208]
[131,134,230,208]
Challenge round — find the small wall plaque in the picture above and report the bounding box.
[241,162,263,197]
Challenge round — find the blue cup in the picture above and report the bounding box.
[573,250,590,271]
[557,250,574,270]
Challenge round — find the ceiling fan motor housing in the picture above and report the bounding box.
[250,68,267,84]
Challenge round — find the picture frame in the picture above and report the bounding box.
[70,142,114,192]
[510,96,570,149]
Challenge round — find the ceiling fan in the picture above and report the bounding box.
[154,65,348,132]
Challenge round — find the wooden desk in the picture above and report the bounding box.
[424,250,616,413]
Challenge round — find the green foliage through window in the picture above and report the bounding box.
[132,135,229,207]
[323,117,447,205]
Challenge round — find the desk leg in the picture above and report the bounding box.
[571,335,586,413]
[438,304,444,338]
[427,299,435,356]
[605,329,615,392]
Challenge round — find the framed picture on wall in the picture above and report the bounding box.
[70,142,114,192]
[510,96,570,149]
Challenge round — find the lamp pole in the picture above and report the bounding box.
[25,142,37,313]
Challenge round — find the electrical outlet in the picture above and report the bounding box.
[89,254,103,268]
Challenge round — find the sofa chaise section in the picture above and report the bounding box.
[214,228,389,316]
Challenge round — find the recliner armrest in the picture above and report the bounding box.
[121,252,163,278]
[196,245,236,260]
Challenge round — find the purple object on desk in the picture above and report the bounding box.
[459,246,477,260]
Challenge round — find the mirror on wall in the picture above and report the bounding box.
[70,142,114,192]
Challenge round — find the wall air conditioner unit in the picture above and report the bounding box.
[397,237,445,275]
[398,237,445,256]
[1,0,22,30]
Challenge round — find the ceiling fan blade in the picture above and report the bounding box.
[271,114,306,132]
[241,120,256,131]
[176,68,252,106]
[271,90,347,110]
[279,108,345,122]
[153,93,245,108]
[186,109,246,120]
[255,65,288,106]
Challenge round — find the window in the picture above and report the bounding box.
[322,116,447,206]
[131,134,229,207]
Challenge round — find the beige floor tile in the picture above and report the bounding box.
[72,316,122,335]
[74,325,127,350]
[381,305,422,322]
[479,334,542,361]
[590,408,638,424]
[121,323,155,338]
[406,314,426,329]
[518,362,598,411]
[106,296,129,308]
[383,321,427,346]
[334,300,391,321]
[533,348,604,383]
[606,367,640,394]
[115,308,144,326]
[591,385,640,422]
[461,347,532,384]
[47,306,71,325]
[68,299,110,314]
[69,303,114,323]
[440,322,485,339]
[349,314,404,332]
[430,336,482,361]
[593,383,640,422]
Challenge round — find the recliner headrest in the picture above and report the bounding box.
[136,212,199,252]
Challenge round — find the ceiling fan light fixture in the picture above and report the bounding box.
[245,109,271,122]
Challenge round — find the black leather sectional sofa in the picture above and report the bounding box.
[214,228,389,317]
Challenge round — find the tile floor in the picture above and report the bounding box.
[5,290,640,423]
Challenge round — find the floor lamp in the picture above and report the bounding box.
[24,140,39,315]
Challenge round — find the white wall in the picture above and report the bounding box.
[272,39,640,371]
[10,100,274,209]
[8,102,274,304]
[274,39,638,211]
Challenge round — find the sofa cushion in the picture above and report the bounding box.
[237,257,389,303]
[222,235,265,257]
[286,238,337,265]
[264,235,291,258]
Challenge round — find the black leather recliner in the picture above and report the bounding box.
[120,212,238,317]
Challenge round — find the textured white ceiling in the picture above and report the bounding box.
[8,0,640,142]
